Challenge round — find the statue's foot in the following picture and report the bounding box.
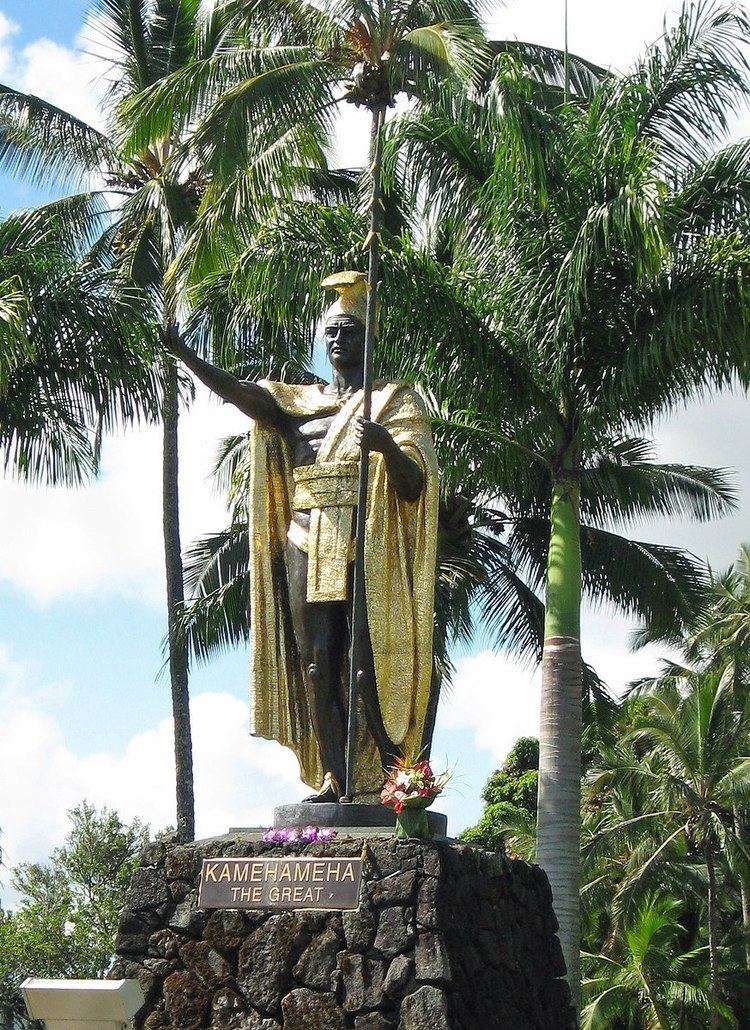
[301,771,341,804]
[302,786,339,803]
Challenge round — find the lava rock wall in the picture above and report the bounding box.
[110,834,574,1029]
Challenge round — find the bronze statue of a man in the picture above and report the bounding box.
[169,272,438,800]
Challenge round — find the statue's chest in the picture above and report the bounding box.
[289,412,340,465]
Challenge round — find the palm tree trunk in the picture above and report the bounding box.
[740,872,750,973]
[705,845,721,1030]
[732,803,750,970]
[536,469,583,1013]
[729,659,750,972]
[162,346,195,841]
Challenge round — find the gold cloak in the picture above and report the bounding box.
[247,380,439,795]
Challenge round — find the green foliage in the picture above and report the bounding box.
[0,215,160,485]
[0,802,147,1026]
[580,555,750,1027]
[462,554,750,1025]
[460,802,524,853]
[582,895,731,1029]
[482,768,538,812]
[460,736,539,855]
[381,3,750,997]
[501,736,539,776]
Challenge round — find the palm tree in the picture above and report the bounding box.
[124,0,492,381]
[688,547,750,686]
[0,213,158,485]
[0,0,216,840]
[0,0,271,839]
[124,0,493,796]
[581,894,731,1029]
[647,546,750,971]
[588,669,750,1027]
[377,1,750,1001]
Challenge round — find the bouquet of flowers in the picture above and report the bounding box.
[380,756,450,840]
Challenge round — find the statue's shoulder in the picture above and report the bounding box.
[257,379,332,416]
[375,380,430,418]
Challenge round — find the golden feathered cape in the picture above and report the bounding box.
[247,380,439,795]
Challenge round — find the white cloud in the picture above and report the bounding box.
[438,631,666,767]
[0,649,305,907]
[0,388,249,606]
[439,650,541,763]
[0,11,102,130]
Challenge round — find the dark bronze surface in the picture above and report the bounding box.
[273,803,448,836]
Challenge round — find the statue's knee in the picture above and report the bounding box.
[306,643,330,682]
[306,658,335,701]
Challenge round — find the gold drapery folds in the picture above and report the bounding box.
[247,380,439,796]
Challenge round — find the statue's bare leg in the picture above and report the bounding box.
[286,539,347,799]
[349,603,403,774]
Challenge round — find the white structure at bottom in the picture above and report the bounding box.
[21,979,144,1030]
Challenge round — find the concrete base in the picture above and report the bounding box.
[273,803,448,837]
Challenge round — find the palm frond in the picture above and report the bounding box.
[148,0,202,79]
[490,40,607,100]
[581,446,737,527]
[123,46,336,171]
[629,0,750,171]
[178,526,250,664]
[0,86,116,188]
[509,517,708,636]
[88,0,153,92]
[393,19,489,96]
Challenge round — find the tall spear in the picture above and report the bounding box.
[341,102,386,803]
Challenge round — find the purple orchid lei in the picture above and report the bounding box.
[261,825,337,844]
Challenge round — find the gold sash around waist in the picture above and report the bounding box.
[291,460,359,510]
[290,460,359,603]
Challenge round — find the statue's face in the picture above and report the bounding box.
[324,314,365,372]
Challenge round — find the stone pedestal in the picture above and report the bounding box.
[110,834,574,1029]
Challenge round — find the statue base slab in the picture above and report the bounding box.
[273,803,448,837]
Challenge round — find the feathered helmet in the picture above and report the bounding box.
[321,270,368,326]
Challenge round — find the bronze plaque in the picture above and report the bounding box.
[198,856,362,911]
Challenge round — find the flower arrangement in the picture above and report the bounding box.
[261,825,337,844]
[380,756,450,840]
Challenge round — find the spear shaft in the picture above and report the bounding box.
[343,104,386,802]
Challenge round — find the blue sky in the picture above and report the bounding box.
[0,2,87,43]
[1,0,749,903]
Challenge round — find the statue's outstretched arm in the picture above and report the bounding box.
[166,331,285,429]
